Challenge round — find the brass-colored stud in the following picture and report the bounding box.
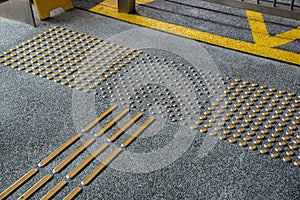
[244,136,251,141]
[282,156,292,162]
[249,145,257,150]
[219,135,227,140]
[260,149,268,154]
[289,144,298,150]
[229,138,237,143]
[282,135,291,141]
[268,137,276,143]
[271,153,280,158]
[239,141,247,147]
[286,151,295,156]
[264,143,272,148]
[191,125,198,130]
[275,147,283,152]
[200,127,207,133]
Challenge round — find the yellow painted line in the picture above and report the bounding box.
[121,117,155,147]
[53,138,96,173]
[18,174,52,200]
[95,109,130,137]
[82,104,118,132]
[81,148,122,185]
[108,113,143,142]
[38,133,82,167]
[66,143,109,179]
[246,10,300,47]
[63,187,82,200]
[41,180,67,200]
[0,168,39,199]
[89,5,300,65]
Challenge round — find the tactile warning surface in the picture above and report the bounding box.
[0,26,299,200]
[192,78,300,166]
[0,26,142,94]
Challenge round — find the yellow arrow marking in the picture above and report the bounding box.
[89,5,300,65]
[246,10,300,47]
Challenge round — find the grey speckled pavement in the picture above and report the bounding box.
[0,5,299,200]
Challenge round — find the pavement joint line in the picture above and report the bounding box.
[52,138,96,174]
[81,148,123,185]
[108,113,143,142]
[66,143,109,179]
[121,117,156,147]
[88,4,300,65]
[0,168,39,200]
[63,187,82,200]
[38,133,83,168]
[41,180,67,200]
[95,108,130,137]
[82,104,118,132]
[17,174,52,200]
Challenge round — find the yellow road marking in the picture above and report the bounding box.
[108,113,143,142]
[66,143,109,179]
[53,138,96,173]
[95,109,130,137]
[18,174,52,200]
[81,148,122,185]
[63,187,82,200]
[82,105,118,132]
[38,133,82,167]
[121,117,155,147]
[89,5,300,65]
[41,180,67,200]
[0,168,39,199]
[246,10,300,47]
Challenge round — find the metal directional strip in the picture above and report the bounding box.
[0,105,155,199]
[0,26,299,199]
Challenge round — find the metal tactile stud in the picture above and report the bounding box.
[270,152,280,158]
[249,145,258,150]
[258,147,269,154]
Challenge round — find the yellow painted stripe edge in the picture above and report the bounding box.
[89,6,300,66]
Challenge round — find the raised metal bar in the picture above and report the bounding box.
[66,143,109,179]
[63,187,82,200]
[18,174,52,200]
[81,148,122,185]
[53,138,96,173]
[108,113,143,142]
[82,105,118,132]
[41,180,67,200]
[95,109,130,137]
[0,168,38,199]
[121,117,155,147]
[38,133,82,167]
[0,0,36,26]
[118,0,136,14]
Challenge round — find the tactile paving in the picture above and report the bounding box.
[192,78,300,166]
[0,26,142,94]
[0,105,155,199]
